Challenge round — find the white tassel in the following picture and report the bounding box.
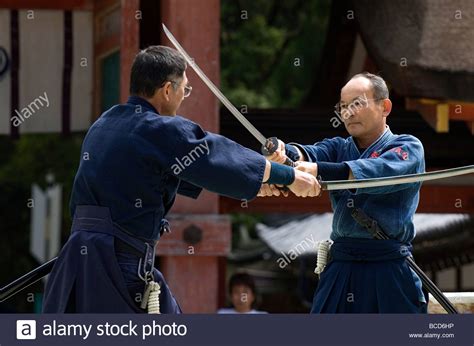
[314,240,331,275]
[147,281,161,314]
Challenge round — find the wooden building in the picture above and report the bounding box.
[0,0,225,313]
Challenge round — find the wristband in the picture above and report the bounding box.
[265,162,295,185]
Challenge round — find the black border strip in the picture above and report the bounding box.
[10,9,19,139]
[62,10,73,135]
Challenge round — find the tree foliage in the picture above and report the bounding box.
[221,0,331,108]
[0,134,83,312]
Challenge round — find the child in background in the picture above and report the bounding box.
[217,273,267,314]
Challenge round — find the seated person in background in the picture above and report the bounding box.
[217,273,267,314]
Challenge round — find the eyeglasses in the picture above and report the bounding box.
[183,85,192,98]
[335,96,384,114]
[170,81,192,98]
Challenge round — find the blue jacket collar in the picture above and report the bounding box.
[349,125,393,157]
[126,96,159,114]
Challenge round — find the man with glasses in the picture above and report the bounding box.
[262,72,427,313]
[43,46,320,313]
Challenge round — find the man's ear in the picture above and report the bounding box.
[161,81,172,102]
[382,99,392,118]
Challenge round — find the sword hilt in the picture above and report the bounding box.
[261,137,296,167]
[261,137,295,193]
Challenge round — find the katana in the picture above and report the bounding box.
[162,24,295,167]
[162,24,474,190]
[0,257,55,303]
[3,166,471,302]
[320,165,474,191]
[352,208,458,314]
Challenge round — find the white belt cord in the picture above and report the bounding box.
[314,240,332,276]
[147,281,161,314]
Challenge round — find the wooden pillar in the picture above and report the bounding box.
[158,0,225,313]
[119,0,139,102]
[158,215,230,313]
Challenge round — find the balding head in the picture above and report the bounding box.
[342,72,389,102]
[339,72,392,147]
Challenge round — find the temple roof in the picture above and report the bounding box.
[354,0,474,101]
[256,213,474,271]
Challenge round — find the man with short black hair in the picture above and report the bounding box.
[263,72,428,313]
[42,46,320,313]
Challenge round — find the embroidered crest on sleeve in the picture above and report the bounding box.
[369,151,380,158]
[389,147,409,160]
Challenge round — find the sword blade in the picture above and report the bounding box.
[0,257,56,303]
[321,165,474,191]
[162,24,267,145]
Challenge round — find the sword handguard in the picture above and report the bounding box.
[316,175,324,196]
[261,137,296,167]
[262,137,295,192]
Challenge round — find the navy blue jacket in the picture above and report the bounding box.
[70,96,266,240]
[43,96,266,313]
[289,126,425,243]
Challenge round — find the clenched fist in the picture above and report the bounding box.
[288,169,321,197]
[257,184,289,197]
[265,139,287,164]
[295,161,318,177]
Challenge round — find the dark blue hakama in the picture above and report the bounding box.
[311,238,427,313]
